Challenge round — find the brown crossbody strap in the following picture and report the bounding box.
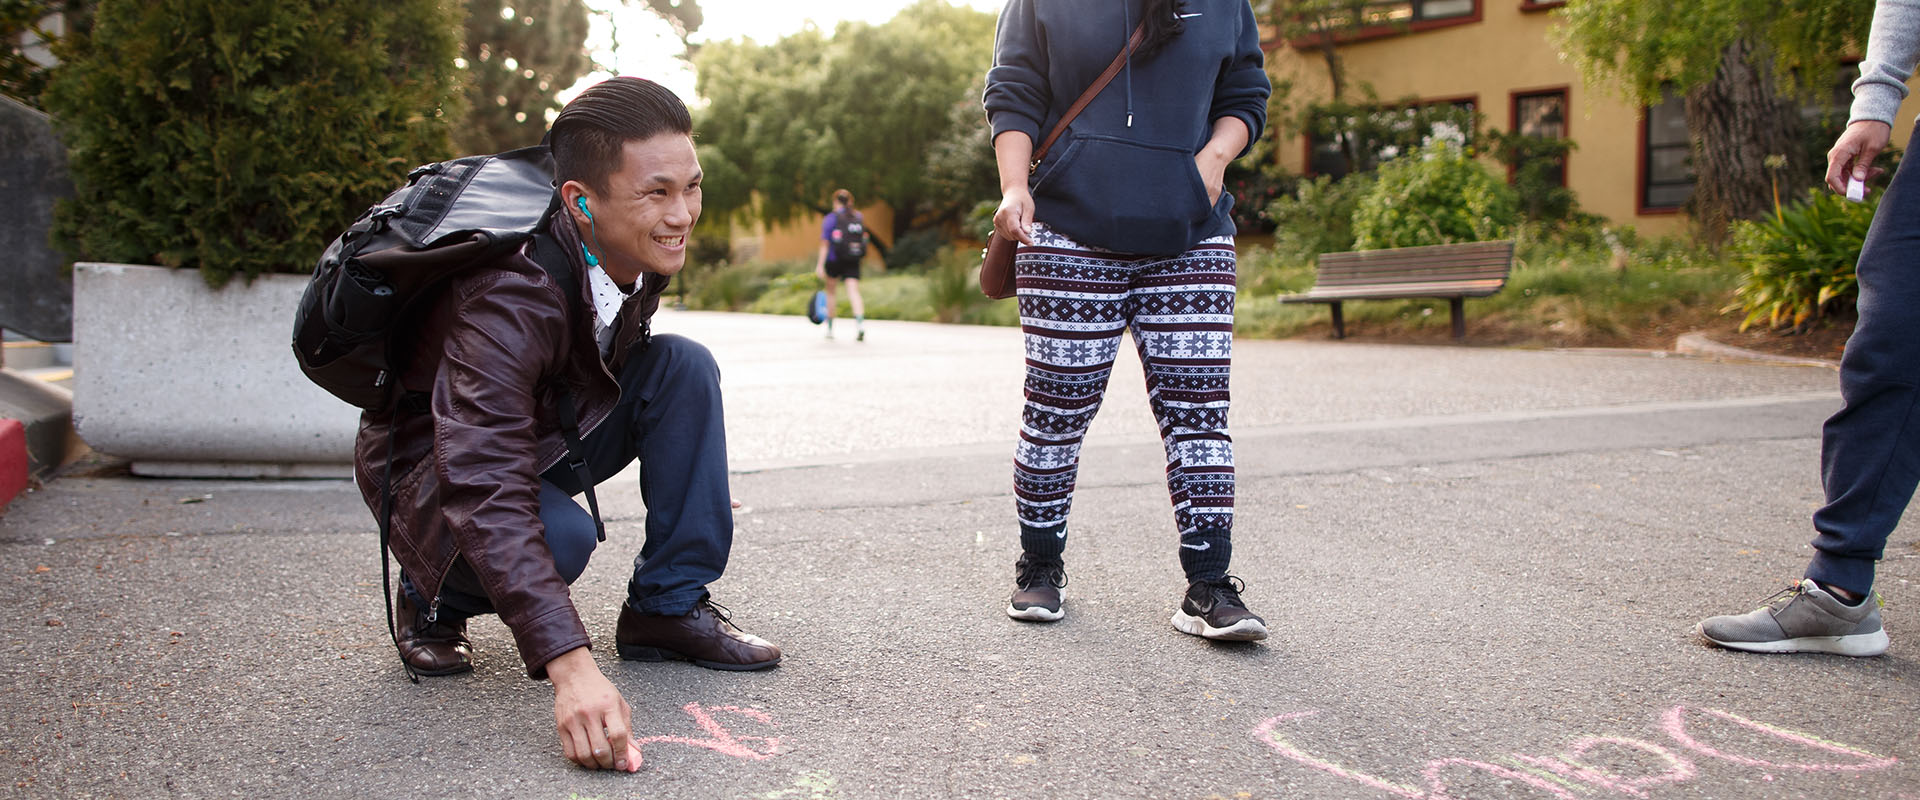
[1029,21,1149,173]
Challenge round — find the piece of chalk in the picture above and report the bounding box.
[1847,177,1866,202]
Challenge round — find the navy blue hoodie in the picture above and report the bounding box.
[984,0,1270,255]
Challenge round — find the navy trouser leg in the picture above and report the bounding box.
[408,479,598,616]
[544,333,732,616]
[1807,143,1920,597]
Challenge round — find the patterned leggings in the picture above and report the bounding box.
[1013,222,1237,581]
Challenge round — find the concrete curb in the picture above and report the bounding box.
[0,369,76,487]
[1673,331,1839,369]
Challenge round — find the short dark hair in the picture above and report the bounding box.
[549,77,693,194]
[833,189,852,206]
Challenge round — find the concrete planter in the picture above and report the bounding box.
[72,263,358,477]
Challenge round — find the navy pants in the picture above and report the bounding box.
[1807,138,1920,597]
[421,333,733,617]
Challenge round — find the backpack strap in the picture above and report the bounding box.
[528,231,607,543]
[380,421,421,683]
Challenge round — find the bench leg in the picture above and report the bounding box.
[1449,297,1465,339]
[1330,302,1345,339]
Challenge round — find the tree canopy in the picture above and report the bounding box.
[455,0,706,155]
[692,0,996,241]
[1554,0,1872,105]
[1553,0,1873,238]
[456,0,594,155]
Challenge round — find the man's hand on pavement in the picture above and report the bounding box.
[1827,120,1893,194]
[548,647,641,772]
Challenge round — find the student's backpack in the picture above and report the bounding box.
[291,144,604,681]
[293,144,566,412]
[829,211,867,262]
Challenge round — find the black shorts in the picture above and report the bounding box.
[824,257,861,280]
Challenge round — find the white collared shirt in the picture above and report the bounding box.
[587,265,634,357]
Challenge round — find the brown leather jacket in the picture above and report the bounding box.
[353,213,665,679]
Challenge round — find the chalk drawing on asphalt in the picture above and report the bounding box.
[634,702,781,769]
[1253,705,1898,798]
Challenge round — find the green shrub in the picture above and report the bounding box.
[1483,128,1583,225]
[885,228,947,271]
[925,247,981,323]
[1728,188,1876,332]
[1352,141,1518,250]
[1267,173,1372,264]
[688,259,800,311]
[43,0,463,286]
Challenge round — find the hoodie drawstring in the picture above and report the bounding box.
[1122,1,1134,127]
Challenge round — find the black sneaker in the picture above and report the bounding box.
[1172,576,1268,641]
[1006,553,1066,622]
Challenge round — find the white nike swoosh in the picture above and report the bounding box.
[1180,541,1211,551]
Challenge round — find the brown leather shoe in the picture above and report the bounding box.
[394,588,473,676]
[615,599,781,671]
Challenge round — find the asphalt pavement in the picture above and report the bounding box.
[3,309,1915,800]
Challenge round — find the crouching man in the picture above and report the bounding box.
[354,77,779,772]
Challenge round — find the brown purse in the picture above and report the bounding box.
[980,22,1147,300]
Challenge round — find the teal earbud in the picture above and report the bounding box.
[575,195,600,266]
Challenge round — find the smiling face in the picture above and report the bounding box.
[561,132,703,285]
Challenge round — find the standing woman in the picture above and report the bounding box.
[984,0,1270,639]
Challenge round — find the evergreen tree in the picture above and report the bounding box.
[454,0,704,155]
[457,0,591,155]
[42,0,463,285]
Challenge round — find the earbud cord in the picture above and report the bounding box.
[577,198,607,267]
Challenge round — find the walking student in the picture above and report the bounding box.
[983,0,1271,639]
[1697,0,1920,658]
[355,78,780,772]
[814,189,869,341]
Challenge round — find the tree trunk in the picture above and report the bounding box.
[1683,38,1806,245]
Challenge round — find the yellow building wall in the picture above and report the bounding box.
[1265,4,1920,237]
[729,203,896,268]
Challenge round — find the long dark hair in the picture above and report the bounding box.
[1136,0,1187,60]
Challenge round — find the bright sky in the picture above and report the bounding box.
[564,0,1004,105]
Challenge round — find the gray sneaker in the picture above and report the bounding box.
[1697,579,1889,657]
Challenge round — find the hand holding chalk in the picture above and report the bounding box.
[1847,177,1867,203]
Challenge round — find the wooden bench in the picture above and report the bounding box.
[1278,240,1515,339]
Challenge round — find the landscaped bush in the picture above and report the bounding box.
[43,0,463,286]
[1223,162,1294,235]
[1728,188,1877,332]
[688,259,803,311]
[1266,173,1372,264]
[1352,140,1519,250]
[885,228,947,271]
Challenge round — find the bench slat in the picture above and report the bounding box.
[1279,279,1507,303]
[1312,269,1509,284]
[1316,257,1511,273]
[1277,240,1515,339]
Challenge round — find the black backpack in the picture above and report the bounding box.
[294,144,564,412]
[292,144,605,681]
[830,210,867,262]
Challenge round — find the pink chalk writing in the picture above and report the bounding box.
[1253,706,1898,799]
[633,702,780,768]
[1659,706,1897,773]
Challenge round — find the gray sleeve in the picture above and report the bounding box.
[1851,0,1920,125]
